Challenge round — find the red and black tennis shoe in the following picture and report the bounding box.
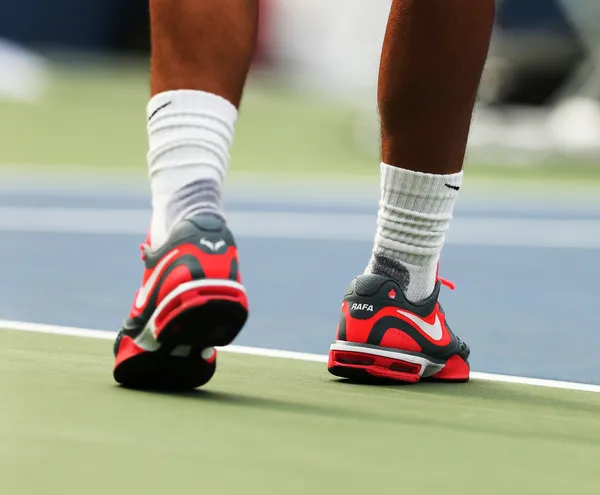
[328,273,470,384]
[113,215,248,390]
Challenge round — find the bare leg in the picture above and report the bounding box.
[379,0,496,174]
[150,0,258,105]
[147,0,259,247]
[368,0,495,301]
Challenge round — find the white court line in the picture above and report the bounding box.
[1,319,599,394]
[2,206,600,248]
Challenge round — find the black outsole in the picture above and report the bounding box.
[114,348,217,391]
[327,366,413,385]
[114,300,248,391]
[156,299,248,349]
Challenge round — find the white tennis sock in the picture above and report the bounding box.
[147,90,237,247]
[366,163,462,302]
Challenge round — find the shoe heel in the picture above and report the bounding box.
[153,280,248,349]
[328,348,423,383]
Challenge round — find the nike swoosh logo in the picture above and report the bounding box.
[445,183,460,191]
[148,101,172,121]
[396,310,444,341]
[134,249,179,310]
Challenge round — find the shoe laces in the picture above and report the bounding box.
[438,276,455,291]
[436,263,455,290]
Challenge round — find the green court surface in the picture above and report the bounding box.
[2,329,600,494]
[2,61,600,187]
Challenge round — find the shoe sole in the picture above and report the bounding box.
[113,280,248,391]
[327,341,470,384]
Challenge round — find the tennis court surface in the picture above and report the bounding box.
[2,327,599,495]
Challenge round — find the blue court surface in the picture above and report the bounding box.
[0,179,599,385]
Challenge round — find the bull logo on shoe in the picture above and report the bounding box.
[199,238,226,252]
